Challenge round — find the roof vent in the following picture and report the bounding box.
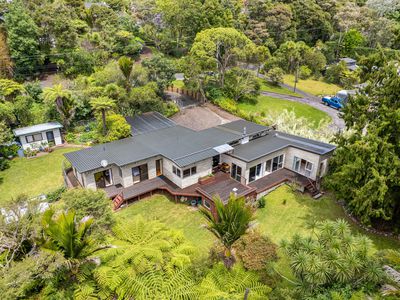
[242,126,247,137]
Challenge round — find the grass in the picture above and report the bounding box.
[115,195,215,258]
[238,95,332,128]
[0,147,80,205]
[283,74,342,96]
[113,188,399,278]
[258,78,301,97]
[172,79,185,88]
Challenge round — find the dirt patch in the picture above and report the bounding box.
[171,103,240,131]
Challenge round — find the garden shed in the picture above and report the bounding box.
[13,122,63,150]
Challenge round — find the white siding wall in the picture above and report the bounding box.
[244,150,287,182]
[163,157,213,188]
[19,128,63,150]
[82,164,123,190]
[284,147,322,180]
[119,156,160,187]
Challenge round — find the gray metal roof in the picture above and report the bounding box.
[230,131,336,162]
[13,122,63,137]
[65,117,335,173]
[125,112,176,136]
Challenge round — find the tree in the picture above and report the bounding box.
[281,219,384,297]
[61,189,115,239]
[198,263,271,299]
[223,68,260,103]
[43,84,76,128]
[0,30,13,78]
[266,67,284,85]
[200,194,255,269]
[123,82,165,116]
[118,56,134,90]
[142,55,176,92]
[341,29,365,57]
[4,2,42,79]
[327,58,400,227]
[90,96,116,136]
[189,27,256,88]
[0,121,12,145]
[90,216,198,299]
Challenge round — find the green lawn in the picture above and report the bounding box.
[238,95,331,128]
[258,78,301,97]
[172,79,185,88]
[114,188,399,280]
[283,74,342,96]
[0,147,80,205]
[116,195,215,258]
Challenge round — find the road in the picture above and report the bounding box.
[261,91,345,130]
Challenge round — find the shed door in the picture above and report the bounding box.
[46,131,55,143]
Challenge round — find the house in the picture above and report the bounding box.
[13,122,63,150]
[64,112,336,213]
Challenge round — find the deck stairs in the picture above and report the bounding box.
[305,179,323,199]
[113,192,125,210]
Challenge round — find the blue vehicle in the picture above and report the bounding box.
[321,90,355,110]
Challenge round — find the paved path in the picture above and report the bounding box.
[261,91,345,130]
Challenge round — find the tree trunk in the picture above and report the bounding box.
[102,109,107,136]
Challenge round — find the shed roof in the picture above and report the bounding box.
[13,122,63,137]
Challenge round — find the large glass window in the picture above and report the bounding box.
[272,154,284,171]
[25,133,43,143]
[249,163,262,183]
[203,199,211,210]
[173,166,181,177]
[293,156,313,177]
[182,166,197,178]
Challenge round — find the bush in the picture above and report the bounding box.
[64,132,77,144]
[164,101,179,117]
[299,65,312,79]
[96,114,131,143]
[258,196,266,208]
[234,231,278,271]
[61,188,115,238]
[267,67,284,85]
[0,158,10,171]
[46,186,66,203]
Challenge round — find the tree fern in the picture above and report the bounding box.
[198,263,271,300]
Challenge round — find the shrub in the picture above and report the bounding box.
[258,196,266,208]
[0,144,19,158]
[46,186,66,203]
[61,188,114,238]
[64,132,76,144]
[0,158,10,171]
[267,67,284,85]
[234,231,278,271]
[97,114,131,143]
[164,101,179,117]
[299,65,312,79]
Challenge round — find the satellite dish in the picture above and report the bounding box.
[100,160,108,168]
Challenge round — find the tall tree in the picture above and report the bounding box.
[43,84,76,128]
[200,194,255,269]
[0,30,13,78]
[90,96,116,135]
[4,2,42,79]
[327,56,400,227]
[189,27,256,88]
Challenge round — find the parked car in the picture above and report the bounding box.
[321,90,355,110]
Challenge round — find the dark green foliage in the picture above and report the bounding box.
[257,196,266,208]
[4,2,42,79]
[281,219,384,297]
[234,231,278,271]
[61,188,114,235]
[0,158,10,171]
[142,55,176,92]
[96,114,131,143]
[327,57,400,227]
[223,67,260,103]
[267,67,285,85]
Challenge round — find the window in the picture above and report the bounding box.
[173,166,181,177]
[203,199,211,210]
[272,154,284,171]
[249,163,262,183]
[265,160,272,173]
[305,161,313,177]
[25,133,43,143]
[182,166,197,178]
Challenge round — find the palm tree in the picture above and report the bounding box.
[40,209,105,260]
[90,96,116,136]
[198,263,271,300]
[118,56,134,91]
[43,84,75,128]
[200,194,255,269]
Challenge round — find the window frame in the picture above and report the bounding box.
[203,199,211,210]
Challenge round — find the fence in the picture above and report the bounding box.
[166,86,206,103]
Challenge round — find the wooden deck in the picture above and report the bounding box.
[248,168,310,193]
[64,168,81,188]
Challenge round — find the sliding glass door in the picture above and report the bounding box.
[132,164,149,184]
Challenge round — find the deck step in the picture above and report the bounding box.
[313,193,323,199]
[113,193,125,210]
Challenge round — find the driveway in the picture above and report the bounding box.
[165,91,198,109]
[261,91,345,130]
[171,103,239,131]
